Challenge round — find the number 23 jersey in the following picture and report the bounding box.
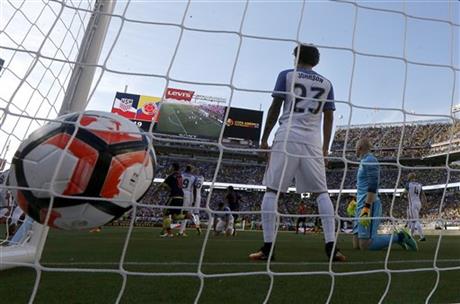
[272,68,335,146]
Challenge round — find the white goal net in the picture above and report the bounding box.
[1,0,99,271]
[1,0,459,303]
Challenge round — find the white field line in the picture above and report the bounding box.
[43,259,460,267]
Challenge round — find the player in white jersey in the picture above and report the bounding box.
[214,202,234,236]
[178,164,196,236]
[405,173,426,241]
[192,170,205,235]
[249,44,345,262]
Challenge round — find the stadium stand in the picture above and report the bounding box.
[331,120,460,159]
[130,120,460,230]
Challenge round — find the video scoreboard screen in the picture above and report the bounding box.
[223,107,263,142]
[111,90,263,144]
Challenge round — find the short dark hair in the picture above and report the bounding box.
[227,186,234,191]
[185,164,193,172]
[293,44,320,67]
[171,163,180,171]
[218,202,224,209]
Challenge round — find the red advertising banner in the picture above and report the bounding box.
[165,88,195,101]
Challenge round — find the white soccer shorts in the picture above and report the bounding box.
[408,200,421,220]
[182,193,193,210]
[216,218,234,233]
[263,141,328,193]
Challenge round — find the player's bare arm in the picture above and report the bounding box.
[362,163,378,227]
[260,97,283,149]
[366,192,376,206]
[322,110,334,166]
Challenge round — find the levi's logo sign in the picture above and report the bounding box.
[166,88,194,101]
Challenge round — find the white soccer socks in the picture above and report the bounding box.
[262,191,277,243]
[316,192,336,244]
[192,214,200,227]
[415,221,425,239]
[179,219,188,234]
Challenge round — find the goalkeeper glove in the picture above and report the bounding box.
[359,203,371,228]
[346,200,357,217]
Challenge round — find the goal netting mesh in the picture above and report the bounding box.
[1,0,459,303]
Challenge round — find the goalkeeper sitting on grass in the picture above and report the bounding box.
[353,138,417,251]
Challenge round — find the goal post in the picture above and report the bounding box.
[59,0,116,115]
[0,220,47,271]
[0,0,115,271]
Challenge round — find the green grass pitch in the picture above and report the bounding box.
[156,103,222,139]
[1,227,459,304]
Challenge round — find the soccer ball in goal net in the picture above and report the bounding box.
[1,0,459,303]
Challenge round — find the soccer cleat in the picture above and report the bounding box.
[176,232,188,237]
[249,251,275,261]
[399,228,418,251]
[419,237,426,242]
[332,250,347,262]
[249,251,267,261]
[325,242,347,262]
[160,232,173,238]
[249,247,275,261]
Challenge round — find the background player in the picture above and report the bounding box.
[213,202,234,236]
[153,163,184,238]
[249,44,345,261]
[192,168,204,235]
[295,200,307,234]
[178,164,196,237]
[405,173,427,241]
[225,186,243,236]
[354,138,417,251]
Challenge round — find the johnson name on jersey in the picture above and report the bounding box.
[272,68,335,145]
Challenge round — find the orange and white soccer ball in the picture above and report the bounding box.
[8,111,155,230]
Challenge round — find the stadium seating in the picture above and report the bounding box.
[331,120,460,159]
[137,119,460,229]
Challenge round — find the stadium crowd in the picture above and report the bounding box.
[5,119,460,231]
[139,118,460,227]
[155,158,460,190]
[135,185,459,229]
[331,120,460,159]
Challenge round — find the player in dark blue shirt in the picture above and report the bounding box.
[154,163,185,238]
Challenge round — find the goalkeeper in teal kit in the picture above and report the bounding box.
[353,138,418,251]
